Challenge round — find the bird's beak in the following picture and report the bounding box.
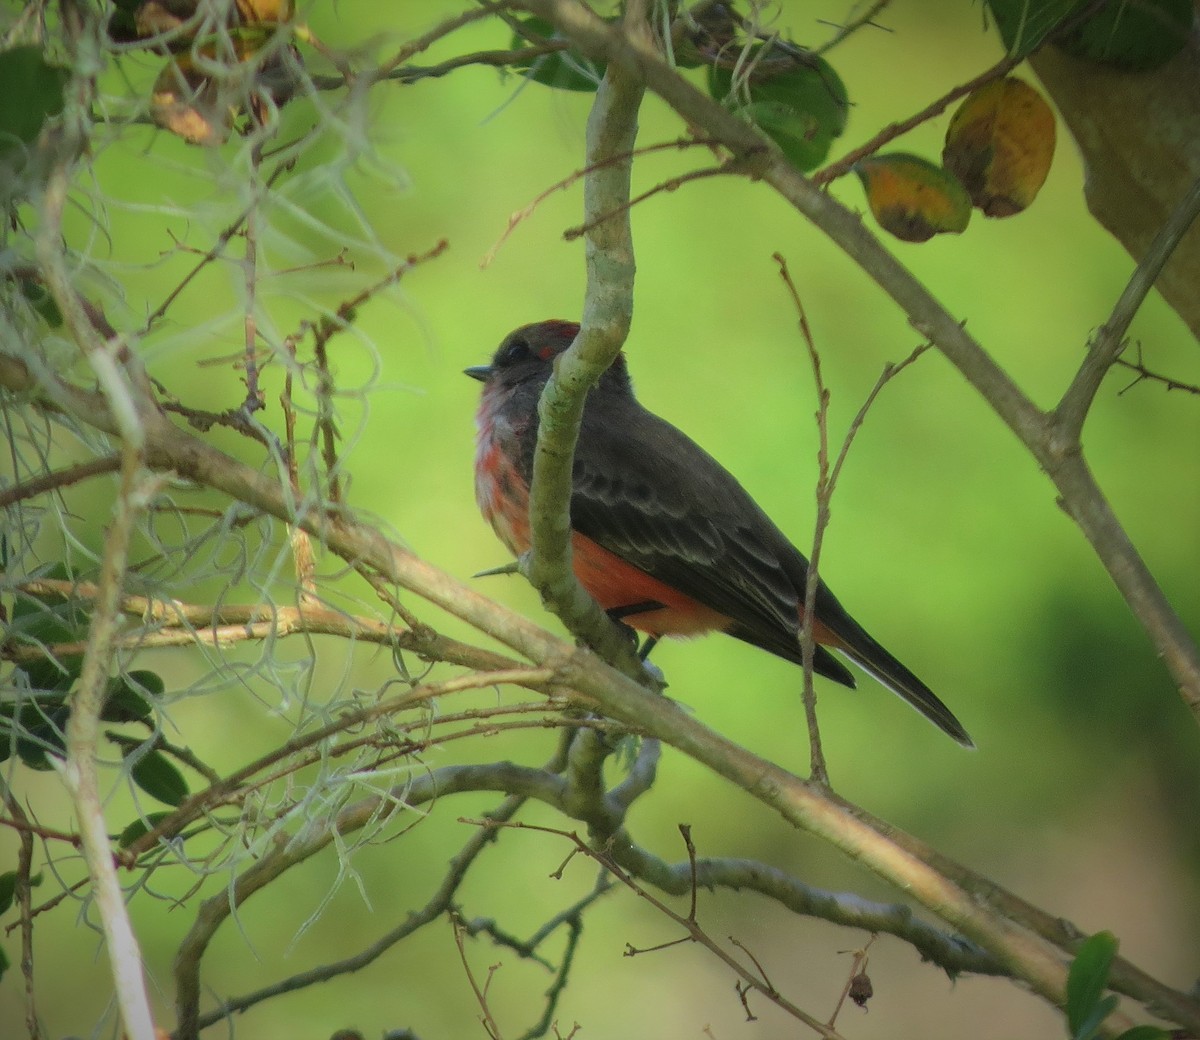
[464,365,492,383]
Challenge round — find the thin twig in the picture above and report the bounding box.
[827,935,876,1027]
[139,158,295,336]
[0,782,43,1039]
[5,578,528,681]
[1113,350,1200,396]
[476,818,847,1040]
[774,254,830,785]
[562,160,742,241]
[451,911,506,1040]
[186,733,575,1034]
[815,0,893,55]
[811,48,1026,187]
[0,454,122,509]
[241,142,265,414]
[373,1,517,82]
[481,136,717,268]
[1055,175,1200,437]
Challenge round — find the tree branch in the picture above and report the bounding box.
[6,317,1195,1036]
[519,0,1200,721]
[1056,174,1200,437]
[523,0,651,681]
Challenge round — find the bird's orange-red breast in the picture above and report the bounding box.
[467,320,972,746]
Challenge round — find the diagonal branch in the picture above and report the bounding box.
[1055,175,1200,438]
[518,0,1200,721]
[6,328,1197,1035]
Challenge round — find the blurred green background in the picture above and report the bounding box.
[3,1,1199,1037]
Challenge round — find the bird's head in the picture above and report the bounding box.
[465,321,631,396]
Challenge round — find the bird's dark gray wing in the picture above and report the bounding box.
[566,400,857,686]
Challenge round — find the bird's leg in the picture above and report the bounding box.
[605,601,665,660]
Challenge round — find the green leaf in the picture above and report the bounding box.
[984,0,1082,58]
[1056,0,1191,71]
[9,563,88,691]
[0,872,40,916]
[1114,1027,1171,1040]
[1067,931,1119,1036]
[16,277,63,327]
[11,704,69,770]
[0,942,8,983]
[130,751,190,807]
[707,43,848,172]
[1075,994,1120,1040]
[855,152,972,242]
[101,670,163,724]
[0,46,68,154]
[508,17,605,92]
[0,872,15,916]
[117,810,175,849]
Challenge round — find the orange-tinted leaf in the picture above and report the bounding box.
[150,55,232,144]
[236,0,295,24]
[943,77,1055,218]
[855,153,971,243]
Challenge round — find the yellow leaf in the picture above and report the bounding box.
[943,77,1056,217]
[855,153,972,243]
[150,56,231,145]
[235,0,295,25]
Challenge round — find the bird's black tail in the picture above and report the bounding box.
[829,612,974,748]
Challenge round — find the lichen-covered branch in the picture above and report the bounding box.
[523,1,650,680]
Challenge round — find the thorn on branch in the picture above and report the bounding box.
[1113,345,1200,397]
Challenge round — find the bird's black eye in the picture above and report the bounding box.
[497,336,531,367]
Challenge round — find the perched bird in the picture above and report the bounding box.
[466,320,972,747]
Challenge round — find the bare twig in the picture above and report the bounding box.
[562,160,744,241]
[451,911,506,1040]
[140,159,295,335]
[0,781,43,1039]
[815,0,893,55]
[478,818,847,1040]
[0,454,121,509]
[811,47,1026,186]
[374,1,516,82]
[5,578,530,681]
[1113,349,1200,396]
[775,255,831,784]
[827,935,876,1027]
[1056,175,1200,437]
[481,136,717,268]
[186,735,574,1035]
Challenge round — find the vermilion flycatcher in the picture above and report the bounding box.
[467,320,972,747]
